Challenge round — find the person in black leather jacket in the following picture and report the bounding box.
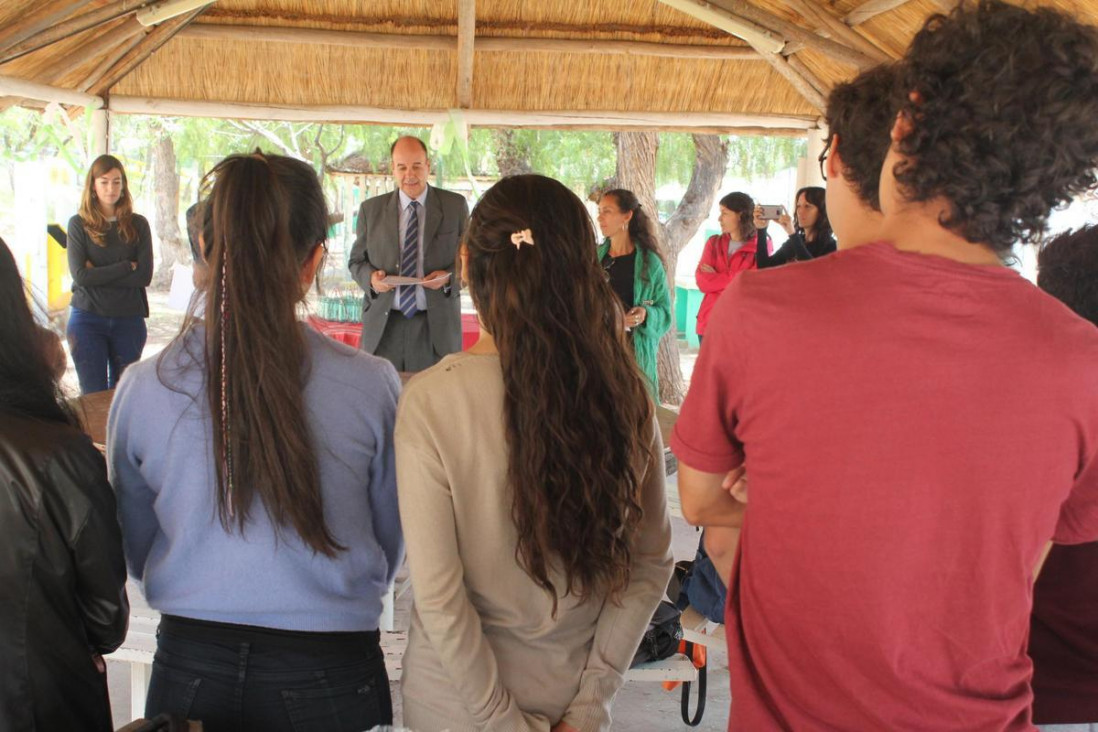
[0,237,129,732]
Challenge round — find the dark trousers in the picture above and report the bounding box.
[146,615,393,732]
[67,306,147,394]
[372,310,438,373]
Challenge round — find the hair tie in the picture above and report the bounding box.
[511,229,534,249]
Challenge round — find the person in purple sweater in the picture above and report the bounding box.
[108,152,403,731]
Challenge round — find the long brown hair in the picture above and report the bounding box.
[600,188,666,280]
[184,152,340,556]
[465,174,655,613]
[78,154,137,245]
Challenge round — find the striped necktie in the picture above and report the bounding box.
[398,200,419,318]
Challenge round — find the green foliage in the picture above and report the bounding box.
[726,135,807,180]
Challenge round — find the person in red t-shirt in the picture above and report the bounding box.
[671,3,1098,730]
[694,192,766,342]
[1029,225,1098,731]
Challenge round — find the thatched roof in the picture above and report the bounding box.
[0,0,1095,133]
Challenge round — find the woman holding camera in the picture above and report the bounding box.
[755,186,835,269]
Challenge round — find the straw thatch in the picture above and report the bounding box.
[0,0,1096,130]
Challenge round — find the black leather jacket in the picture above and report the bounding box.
[0,413,129,732]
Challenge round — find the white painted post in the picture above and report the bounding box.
[89,108,109,157]
[797,125,828,191]
[130,663,148,721]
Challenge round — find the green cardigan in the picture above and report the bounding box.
[598,240,673,400]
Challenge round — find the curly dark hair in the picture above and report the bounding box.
[825,64,900,212]
[1038,225,1098,327]
[893,0,1098,252]
[465,174,655,615]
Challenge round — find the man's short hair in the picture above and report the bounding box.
[390,136,429,158]
[825,64,900,212]
[894,0,1098,252]
[1038,225,1098,327]
[185,200,212,264]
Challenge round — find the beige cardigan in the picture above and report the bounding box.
[395,352,674,732]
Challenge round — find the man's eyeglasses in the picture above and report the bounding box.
[818,137,832,182]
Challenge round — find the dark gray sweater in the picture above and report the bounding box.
[66,214,153,318]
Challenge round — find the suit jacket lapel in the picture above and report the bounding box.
[422,185,443,252]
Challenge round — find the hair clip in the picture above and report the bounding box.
[511,229,534,249]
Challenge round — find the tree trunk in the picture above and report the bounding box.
[614,132,728,405]
[151,131,184,288]
[493,129,533,177]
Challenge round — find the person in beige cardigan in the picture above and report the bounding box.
[395,174,674,732]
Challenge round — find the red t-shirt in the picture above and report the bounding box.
[670,242,1098,731]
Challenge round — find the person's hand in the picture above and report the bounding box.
[130,261,137,271]
[699,263,716,273]
[370,269,394,293]
[625,306,646,328]
[723,465,748,504]
[752,206,768,231]
[84,259,93,269]
[421,270,452,291]
[776,210,794,236]
[91,653,106,674]
[551,723,580,732]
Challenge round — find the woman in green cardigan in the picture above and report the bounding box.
[596,188,672,401]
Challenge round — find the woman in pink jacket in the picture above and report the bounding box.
[695,192,767,342]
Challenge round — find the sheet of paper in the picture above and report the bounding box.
[381,273,452,286]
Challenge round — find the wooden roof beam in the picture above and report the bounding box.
[108,95,819,133]
[0,73,102,108]
[704,0,879,68]
[88,8,203,96]
[655,0,785,54]
[456,0,474,108]
[179,24,763,62]
[39,18,147,85]
[782,0,894,62]
[844,0,914,27]
[77,30,147,92]
[0,0,150,65]
[0,0,96,57]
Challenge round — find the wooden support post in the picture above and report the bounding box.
[456,0,475,108]
[90,108,109,156]
[0,0,148,65]
[88,9,201,96]
[0,0,96,57]
[797,124,828,189]
[843,0,914,27]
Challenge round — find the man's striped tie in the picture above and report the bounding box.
[398,200,419,318]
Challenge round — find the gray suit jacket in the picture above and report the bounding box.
[348,185,470,356]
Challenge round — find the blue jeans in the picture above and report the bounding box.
[67,307,147,394]
[146,615,392,732]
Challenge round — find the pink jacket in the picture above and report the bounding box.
[695,232,762,336]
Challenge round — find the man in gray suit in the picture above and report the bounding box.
[348,136,470,372]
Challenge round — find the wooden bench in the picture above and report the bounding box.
[107,614,158,722]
